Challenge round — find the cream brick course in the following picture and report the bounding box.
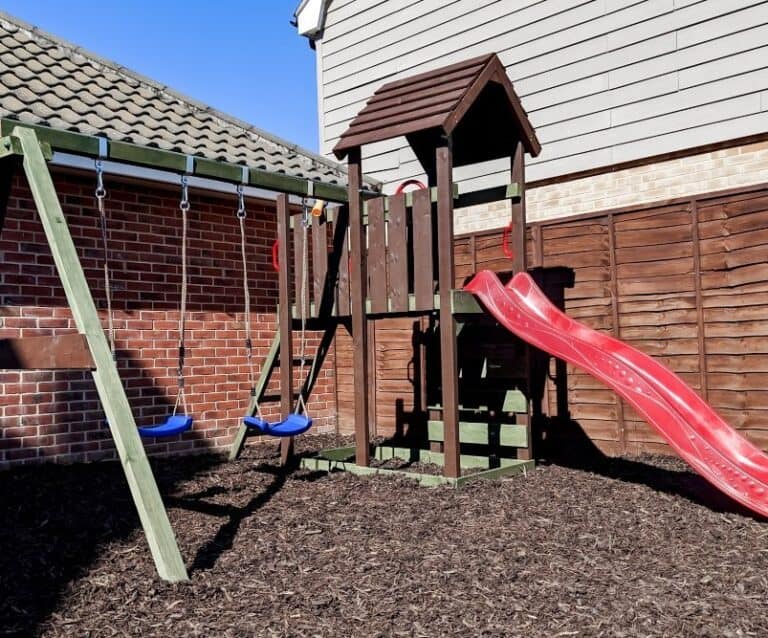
[455,141,768,233]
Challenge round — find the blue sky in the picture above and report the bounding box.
[3,0,320,151]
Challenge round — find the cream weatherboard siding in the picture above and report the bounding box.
[314,0,768,202]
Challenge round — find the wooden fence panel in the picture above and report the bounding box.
[540,218,615,449]
[698,190,768,449]
[332,182,768,456]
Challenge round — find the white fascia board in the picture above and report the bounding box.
[51,152,305,206]
[295,0,328,37]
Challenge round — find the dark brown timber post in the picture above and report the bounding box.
[348,147,371,466]
[437,139,460,478]
[512,141,533,461]
[511,142,527,275]
[277,194,295,464]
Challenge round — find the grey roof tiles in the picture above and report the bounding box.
[0,11,374,189]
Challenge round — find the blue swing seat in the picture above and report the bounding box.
[243,413,313,438]
[138,414,194,439]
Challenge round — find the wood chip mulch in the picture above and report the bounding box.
[2,434,768,637]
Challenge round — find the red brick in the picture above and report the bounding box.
[0,172,337,467]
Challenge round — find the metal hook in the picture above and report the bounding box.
[180,175,190,212]
[236,183,246,218]
[94,159,106,200]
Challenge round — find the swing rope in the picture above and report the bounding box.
[240,196,313,438]
[294,198,310,416]
[174,175,190,417]
[95,160,116,359]
[236,185,262,420]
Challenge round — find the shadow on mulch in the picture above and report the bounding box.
[0,434,343,637]
[0,453,217,636]
[539,418,762,520]
[166,458,327,575]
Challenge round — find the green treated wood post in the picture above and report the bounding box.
[14,127,188,583]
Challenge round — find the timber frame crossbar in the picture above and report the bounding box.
[0,127,188,582]
[329,53,542,478]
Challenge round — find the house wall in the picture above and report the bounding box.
[457,138,768,233]
[316,0,768,197]
[0,169,337,468]
[335,180,768,457]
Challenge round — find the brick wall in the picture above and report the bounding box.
[456,139,768,233]
[0,169,337,468]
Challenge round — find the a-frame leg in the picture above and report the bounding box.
[13,127,188,582]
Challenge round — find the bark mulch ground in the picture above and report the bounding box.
[2,434,767,637]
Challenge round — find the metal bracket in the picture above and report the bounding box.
[185,155,194,175]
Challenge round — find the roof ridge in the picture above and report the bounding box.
[0,10,375,184]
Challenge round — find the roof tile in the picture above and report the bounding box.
[0,11,378,189]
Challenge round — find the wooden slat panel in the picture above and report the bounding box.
[355,88,465,125]
[0,334,94,370]
[698,209,768,239]
[412,187,434,310]
[427,420,528,447]
[370,54,492,97]
[367,197,387,313]
[387,193,409,312]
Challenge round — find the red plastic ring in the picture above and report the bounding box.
[271,239,280,272]
[395,179,427,194]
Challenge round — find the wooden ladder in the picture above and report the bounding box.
[228,322,337,460]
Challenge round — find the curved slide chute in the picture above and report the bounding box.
[465,270,768,518]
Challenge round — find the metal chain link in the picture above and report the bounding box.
[236,183,246,219]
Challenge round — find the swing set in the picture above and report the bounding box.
[0,113,347,582]
[95,162,313,440]
[1,52,543,584]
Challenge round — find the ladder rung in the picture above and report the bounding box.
[274,357,315,367]
[260,393,301,403]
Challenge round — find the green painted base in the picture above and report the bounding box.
[300,445,534,487]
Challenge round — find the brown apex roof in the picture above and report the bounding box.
[0,11,380,190]
[333,53,541,160]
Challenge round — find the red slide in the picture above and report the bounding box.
[465,270,768,517]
